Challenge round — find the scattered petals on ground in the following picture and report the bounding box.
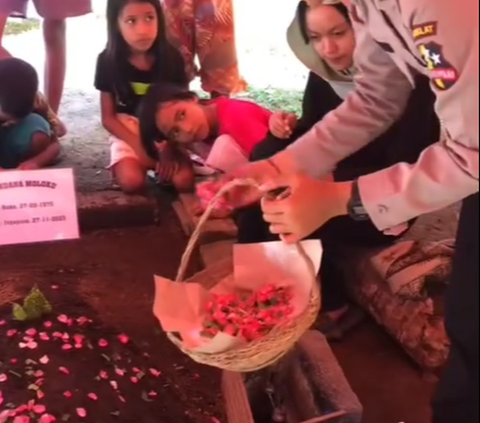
[0,307,221,423]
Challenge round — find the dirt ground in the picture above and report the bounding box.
[0,204,436,423]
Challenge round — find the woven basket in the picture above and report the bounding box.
[166,179,322,372]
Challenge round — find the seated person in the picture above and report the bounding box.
[0,58,60,171]
[95,0,195,194]
[234,0,441,340]
[139,83,274,184]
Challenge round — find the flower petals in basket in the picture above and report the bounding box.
[153,240,322,372]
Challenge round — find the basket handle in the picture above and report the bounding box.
[175,178,319,295]
[175,178,258,282]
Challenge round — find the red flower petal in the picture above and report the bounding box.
[98,339,108,348]
[118,334,129,344]
[43,321,53,328]
[63,391,72,398]
[7,329,18,337]
[76,408,87,418]
[61,344,73,351]
[25,328,37,336]
[39,414,56,423]
[88,393,98,401]
[57,315,69,324]
[33,405,46,414]
[59,367,70,375]
[149,368,161,377]
[39,333,50,341]
[12,416,30,423]
[77,317,90,325]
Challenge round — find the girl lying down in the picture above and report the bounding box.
[138,83,276,193]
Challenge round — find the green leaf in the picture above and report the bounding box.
[61,414,71,421]
[12,303,28,321]
[23,286,52,320]
[12,286,52,321]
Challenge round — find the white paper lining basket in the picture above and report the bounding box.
[156,179,322,372]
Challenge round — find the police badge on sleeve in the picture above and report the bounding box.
[411,22,459,90]
[417,41,459,90]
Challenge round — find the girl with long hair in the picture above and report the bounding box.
[94,0,192,193]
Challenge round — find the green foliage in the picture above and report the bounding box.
[12,286,52,321]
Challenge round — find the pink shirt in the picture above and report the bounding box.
[214,97,272,155]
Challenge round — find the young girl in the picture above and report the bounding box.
[139,83,273,179]
[94,0,193,193]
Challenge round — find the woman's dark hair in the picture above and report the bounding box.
[298,1,351,44]
[138,83,198,160]
[0,57,38,119]
[104,0,188,110]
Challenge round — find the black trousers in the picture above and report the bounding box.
[432,193,479,423]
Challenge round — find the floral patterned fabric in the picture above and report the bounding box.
[162,0,247,95]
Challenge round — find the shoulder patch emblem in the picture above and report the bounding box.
[418,41,458,90]
[411,22,437,41]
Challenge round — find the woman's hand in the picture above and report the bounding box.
[260,173,352,243]
[269,112,298,139]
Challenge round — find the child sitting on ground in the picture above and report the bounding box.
[139,83,273,185]
[0,58,60,171]
[95,0,195,194]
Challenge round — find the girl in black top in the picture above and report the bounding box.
[94,0,192,193]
